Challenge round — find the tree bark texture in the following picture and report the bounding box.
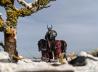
[4,28,18,62]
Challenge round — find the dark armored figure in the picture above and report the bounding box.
[45,25,57,41]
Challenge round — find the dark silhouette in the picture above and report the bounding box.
[45,25,57,60]
[69,56,87,66]
[38,39,67,62]
[45,25,57,41]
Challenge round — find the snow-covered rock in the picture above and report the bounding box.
[0,63,17,72]
[0,51,9,59]
[15,62,74,72]
[0,51,10,62]
[1,51,98,72]
[0,51,75,72]
[17,58,33,64]
[75,58,98,72]
[80,51,98,61]
[74,51,98,72]
[0,60,75,72]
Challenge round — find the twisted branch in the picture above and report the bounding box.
[0,0,14,7]
[0,15,4,32]
[17,0,33,8]
[17,0,56,17]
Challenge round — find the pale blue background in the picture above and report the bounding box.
[0,0,98,58]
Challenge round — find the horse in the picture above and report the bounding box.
[45,28,67,60]
[38,39,67,62]
[38,27,67,63]
[38,39,50,61]
[54,40,67,58]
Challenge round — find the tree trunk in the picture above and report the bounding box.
[4,28,18,62]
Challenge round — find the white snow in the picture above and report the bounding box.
[0,52,10,62]
[75,59,98,72]
[0,51,74,72]
[0,52,10,60]
[0,51,98,72]
[75,51,98,72]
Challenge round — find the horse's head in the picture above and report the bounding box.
[38,39,48,51]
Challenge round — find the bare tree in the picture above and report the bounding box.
[0,0,56,62]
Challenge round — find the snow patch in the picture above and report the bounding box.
[0,51,98,72]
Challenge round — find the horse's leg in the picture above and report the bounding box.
[45,51,48,62]
[48,52,51,62]
[54,49,57,59]
[51,40,56,61]
[47,41,54,62]
[41,51,47,61]
[47,47,52,62]
[55,40,66,64]
[58,47,65,64]
[40,51,43,61]
[61,40,67,60]
[64,51,67,60]
[46,50,51,62]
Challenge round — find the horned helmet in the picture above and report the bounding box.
[47,25,53,31]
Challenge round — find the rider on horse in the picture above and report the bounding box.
[38,25,67,63]
[45,25,57,59]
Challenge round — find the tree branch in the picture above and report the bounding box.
[0,0,14,7]
[17,0,33,8]
[0,15,4,32]
[0,0,7,6]
[17,0,56,17]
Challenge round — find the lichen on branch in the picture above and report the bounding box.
[0,16,4,31]
[5,4,19,27]
[0,0,14,7]
[17,0,50,8]
[17,0,56,17]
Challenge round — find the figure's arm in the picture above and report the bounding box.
[53,30,57,37]
[17,0,56,17]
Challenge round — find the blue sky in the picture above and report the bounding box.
[0,0,98,58]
